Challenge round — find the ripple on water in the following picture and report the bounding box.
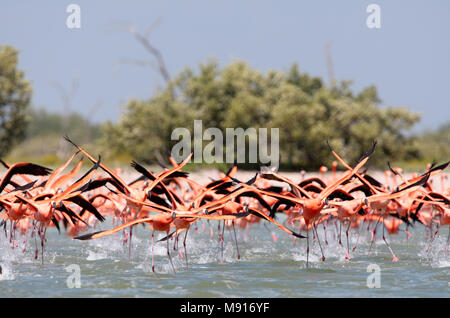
[0,220,449,297]
[86,250,108,261]
[0,262,15,281]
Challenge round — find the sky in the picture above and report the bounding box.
[1,1,449,131]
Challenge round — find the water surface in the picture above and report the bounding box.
[1,217,448,298]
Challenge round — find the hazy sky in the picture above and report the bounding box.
[1,1,449,131]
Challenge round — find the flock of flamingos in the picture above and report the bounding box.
[0,136,449,274]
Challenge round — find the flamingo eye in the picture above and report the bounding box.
[51,201,57,208]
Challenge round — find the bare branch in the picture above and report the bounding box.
[49,76,79,114]
[116,57,158,71]
[129,24,170,83]
[144,17,163,38]
[108,18,170,83]
[87,99,103,119]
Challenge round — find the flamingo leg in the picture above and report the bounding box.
[208,220,213,238]
[9,221,12,244]
[312,223,325,261]
[334,221,339,243]
[368,215,382,255]
[293,220,302,246]
[219,220,225,260]
[322,222,328,246]
[33,222,38,260]
[263,223,277,242]
[382,220,399,262]
[444,227,450,254]
[9,221,14,249]
[353,218,366,252]
[345,221,352,260]
[231,221,240,260]
[167,233,176,274]
[425,223,439,253]
[40,226,46,265]
[2,219,7,238]
[174,234,179,251]
[306,229,310,268]
[151,230,155,272]
[183,228,189,269]
[128,225,133,259]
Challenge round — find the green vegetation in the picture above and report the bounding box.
[1,47,447,171]
[6,107,102,166]
[0,45,32,157]
[102,60,421,169]
[416,123,450,162]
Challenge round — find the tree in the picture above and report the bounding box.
[103,59,421,169]
[0,45,32,156]
[415,122,450,163]
[6,106,102,164]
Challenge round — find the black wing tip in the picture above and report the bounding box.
[225,164,237,177]
[393,171,430,194]
[91,210,106,222]
[63,134,76,145]
[130,160,139,168]
[97,210,106,222]
[292,231,307,239]
[326,140,333,152]
[229,176,242,184]
[13,180,37,191]
[157,231,176,242]
[95,155,101,169]
[325,189,355,201]
[74,230,104,240]
[425,160,450,175]
[387,161,399,176]
[26,162,53,175]
[0,158,9,169]
[51,217,61,234]
[356,140,377,165]
[247,173,258,185]
[130,160,144,171]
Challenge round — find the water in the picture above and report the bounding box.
[1,217,449,297]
